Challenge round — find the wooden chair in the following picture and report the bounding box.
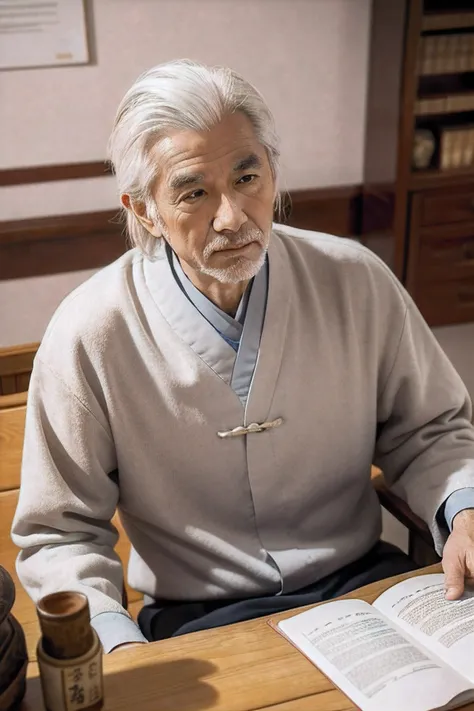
[0,392,143,663]
[0,343,39,396]
[371,467,440,567]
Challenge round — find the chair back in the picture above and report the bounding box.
[0,343,39,396]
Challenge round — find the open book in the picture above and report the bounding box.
[273,574,474,711]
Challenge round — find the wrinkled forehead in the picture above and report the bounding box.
[151,113,270,192]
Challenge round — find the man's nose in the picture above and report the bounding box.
[213,194,247,233]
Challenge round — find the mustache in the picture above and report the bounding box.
[203,228,264,258]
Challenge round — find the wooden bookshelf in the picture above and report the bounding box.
[409,164,474,188]
[415,93,474,116]
[422,11,474,31]
[363,0,474,327]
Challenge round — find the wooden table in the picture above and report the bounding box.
[21,564,474,711]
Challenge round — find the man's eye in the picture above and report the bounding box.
[237,174,258,185]
[183,189,205,203]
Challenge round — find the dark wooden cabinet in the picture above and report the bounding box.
[364,0,474,326]
[408,188,474,323]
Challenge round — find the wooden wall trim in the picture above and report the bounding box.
[0,162,112,187]
[362,183,395,234]
[282,185,362,236]
[0,210,126,280]
[0,209,119,247]
[0,185,363,280]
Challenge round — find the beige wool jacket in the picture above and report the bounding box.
[11,225,474,651]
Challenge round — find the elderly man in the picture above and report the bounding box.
[12,60,474,654]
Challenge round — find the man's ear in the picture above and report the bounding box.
[120,194,161,237]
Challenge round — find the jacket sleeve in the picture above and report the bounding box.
[373,295,474,555]
[443,488,474,530]
[11,357,147,652]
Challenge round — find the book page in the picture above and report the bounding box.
[277,598,472,711]
[374,574,474,682]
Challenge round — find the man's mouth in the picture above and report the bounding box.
[217,240,258,253]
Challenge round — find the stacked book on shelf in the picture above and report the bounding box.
[418,33,474,75]
[439,125,474,169]
[415,93,474,115]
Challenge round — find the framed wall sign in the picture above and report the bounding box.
[0,0,89,70]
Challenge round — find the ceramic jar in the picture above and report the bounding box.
[0,566,28,711]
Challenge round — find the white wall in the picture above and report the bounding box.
[0,270,97,346]
[0,0,371,192]
[0,0,372,346]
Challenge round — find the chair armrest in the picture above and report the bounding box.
[0,392,28,409]
[371,467,434,548]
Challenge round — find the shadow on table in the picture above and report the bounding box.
[23,658,219,711]
[103,657,219,711]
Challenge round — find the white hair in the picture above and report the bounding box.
[107,59,281,257]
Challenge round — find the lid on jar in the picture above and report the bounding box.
[37,591,93,659]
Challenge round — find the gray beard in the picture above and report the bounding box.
[198,246,267,284]
[159,224,268,283]
[200,226,267,283]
